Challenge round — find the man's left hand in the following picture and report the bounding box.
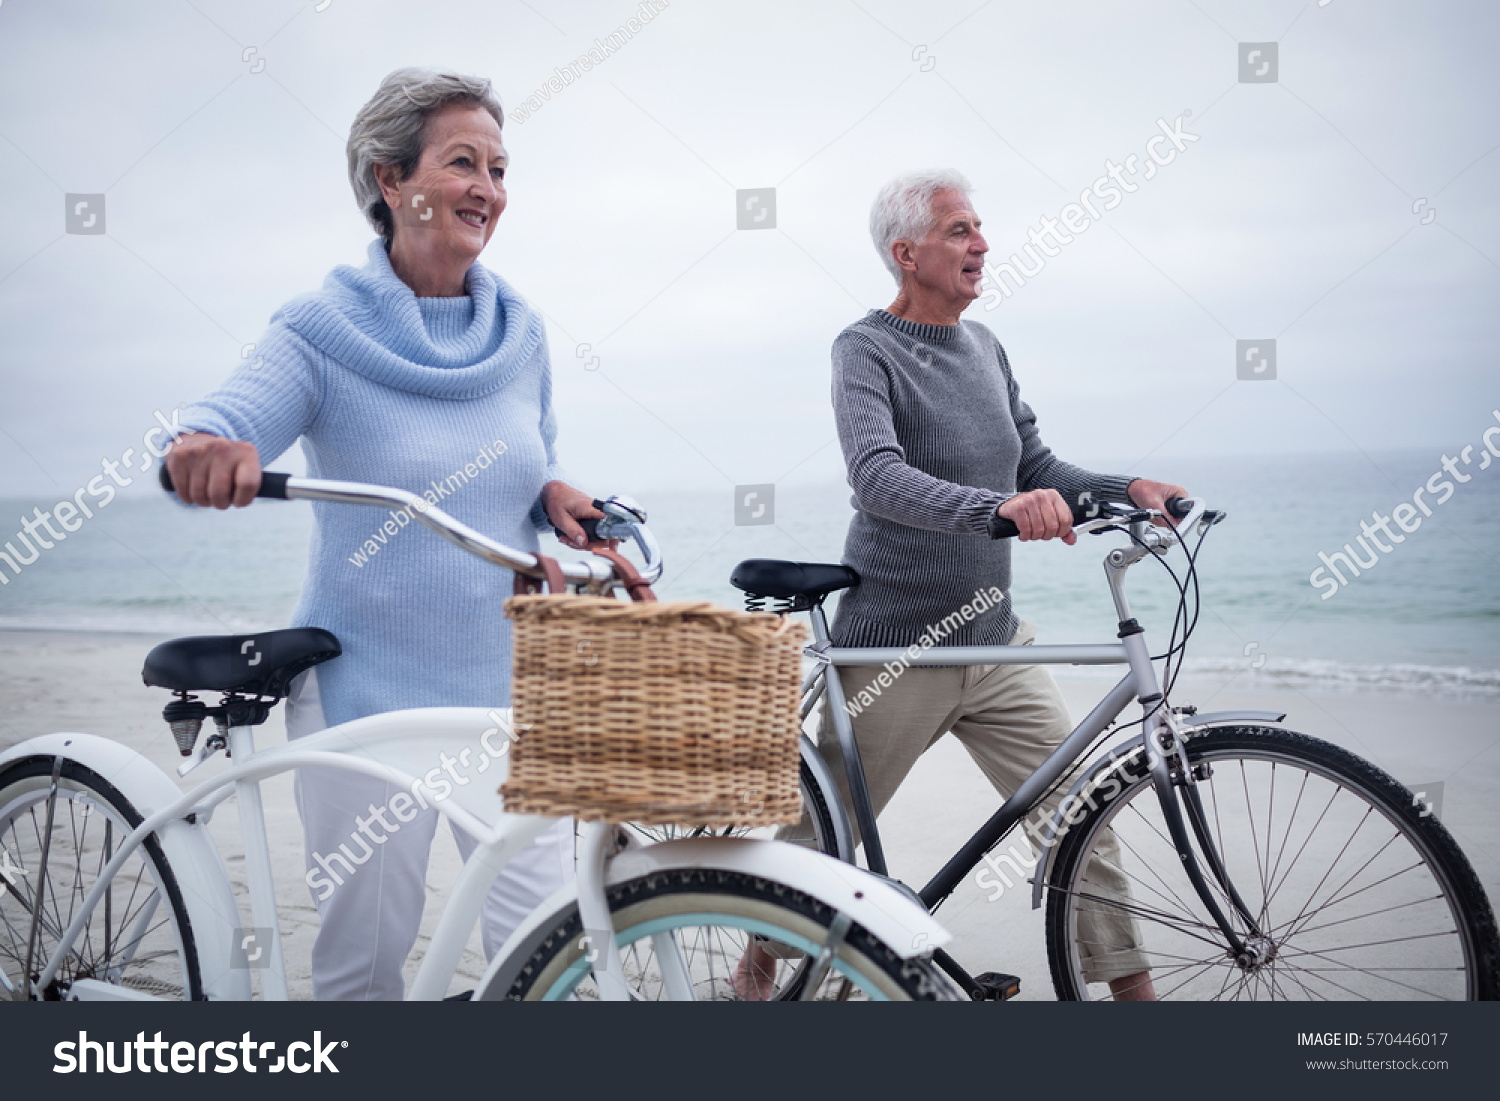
[542,481,606,548]
[1127,478,1189,525]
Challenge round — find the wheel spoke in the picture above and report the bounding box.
[1272,875,1436,939]
[1280,829,1403,945]
[1155,957,1232,1000]
[1263,770,1310,914]
[1263,785,1342,913]
[1238,761,1271,923]
[0,782,191,999]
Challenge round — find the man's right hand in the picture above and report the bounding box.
[997,488,1077,545]
[164,433,263,509]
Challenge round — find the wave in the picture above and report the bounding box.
[0,608,264,636]
[1055,655,1500,697]
[1178,656,1500,696]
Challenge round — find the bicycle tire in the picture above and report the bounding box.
[493,866,955,1001]
[1045,726,1499,1001]
[0,756,202,1000]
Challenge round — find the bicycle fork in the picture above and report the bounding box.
[576,822,699,1001]
[1129,643,1266,965]
[1109,541,1265,967]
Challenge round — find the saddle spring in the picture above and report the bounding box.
[742,591,814,615]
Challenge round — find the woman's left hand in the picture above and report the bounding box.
[542,481,606,548]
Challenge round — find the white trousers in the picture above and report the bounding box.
[285,669,574,1000]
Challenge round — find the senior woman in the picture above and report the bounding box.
[165,68,599,1000]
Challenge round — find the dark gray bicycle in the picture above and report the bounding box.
[726,496,1499,1001]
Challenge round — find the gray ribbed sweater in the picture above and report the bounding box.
[831,309,1136,649]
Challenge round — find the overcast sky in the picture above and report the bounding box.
[0,0,1495,501]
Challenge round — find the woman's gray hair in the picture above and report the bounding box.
[347,67,505,242]
[869,169,974,283]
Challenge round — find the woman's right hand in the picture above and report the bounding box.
[164,433,263,508]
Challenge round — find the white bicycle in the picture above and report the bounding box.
[0,471,957,1002]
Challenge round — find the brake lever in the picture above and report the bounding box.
[1076,518,1123,536]
[1197,508,1228,534]
[1170,497,1208,537]
[553,495,649,545]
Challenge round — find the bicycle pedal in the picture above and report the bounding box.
[972,971,1022,1001]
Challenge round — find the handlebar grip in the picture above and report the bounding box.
[158,465,290,500]
[257,472,291,499]
[1164,496,1192,519]
[988,516,1020,539]
[988,498,1098,540]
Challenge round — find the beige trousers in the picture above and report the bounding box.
[790,621,1149,984]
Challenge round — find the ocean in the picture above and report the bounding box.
[2,448,1496,698]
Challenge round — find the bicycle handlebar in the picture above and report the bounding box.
[159,466,661,588]
[159,465,291,500]
[987,494,1198,539]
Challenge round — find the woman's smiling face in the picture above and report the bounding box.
[380,102,507,273]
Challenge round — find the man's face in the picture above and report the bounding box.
[904,189,988,303]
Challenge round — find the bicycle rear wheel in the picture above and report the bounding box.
[0,756,201,1000]
[491,866,954,1001]
[1045,726,1499,1000]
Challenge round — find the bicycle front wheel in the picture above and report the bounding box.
[1045,726,1499,1000]
[492,866,955,1001]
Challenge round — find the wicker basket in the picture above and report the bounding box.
[500,595,809,827]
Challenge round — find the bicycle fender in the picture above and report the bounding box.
[0,732,251,1001]
[473,837,952,999]
[798,733,855,863]
[610,838,949,956]
[1028,734,1149,912]
[1180,709,1287,729]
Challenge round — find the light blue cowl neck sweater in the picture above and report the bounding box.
[180,240,565,726]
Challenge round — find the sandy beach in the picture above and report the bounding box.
[2,627,1497,1000]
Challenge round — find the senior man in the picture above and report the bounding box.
[738,170,1183,1001]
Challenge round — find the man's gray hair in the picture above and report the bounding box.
[347,67,505,242]
[869,169,974,283]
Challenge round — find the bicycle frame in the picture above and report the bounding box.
[34,706,561,1001]
[797,508,1286,976]
[19,703,951,1001]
